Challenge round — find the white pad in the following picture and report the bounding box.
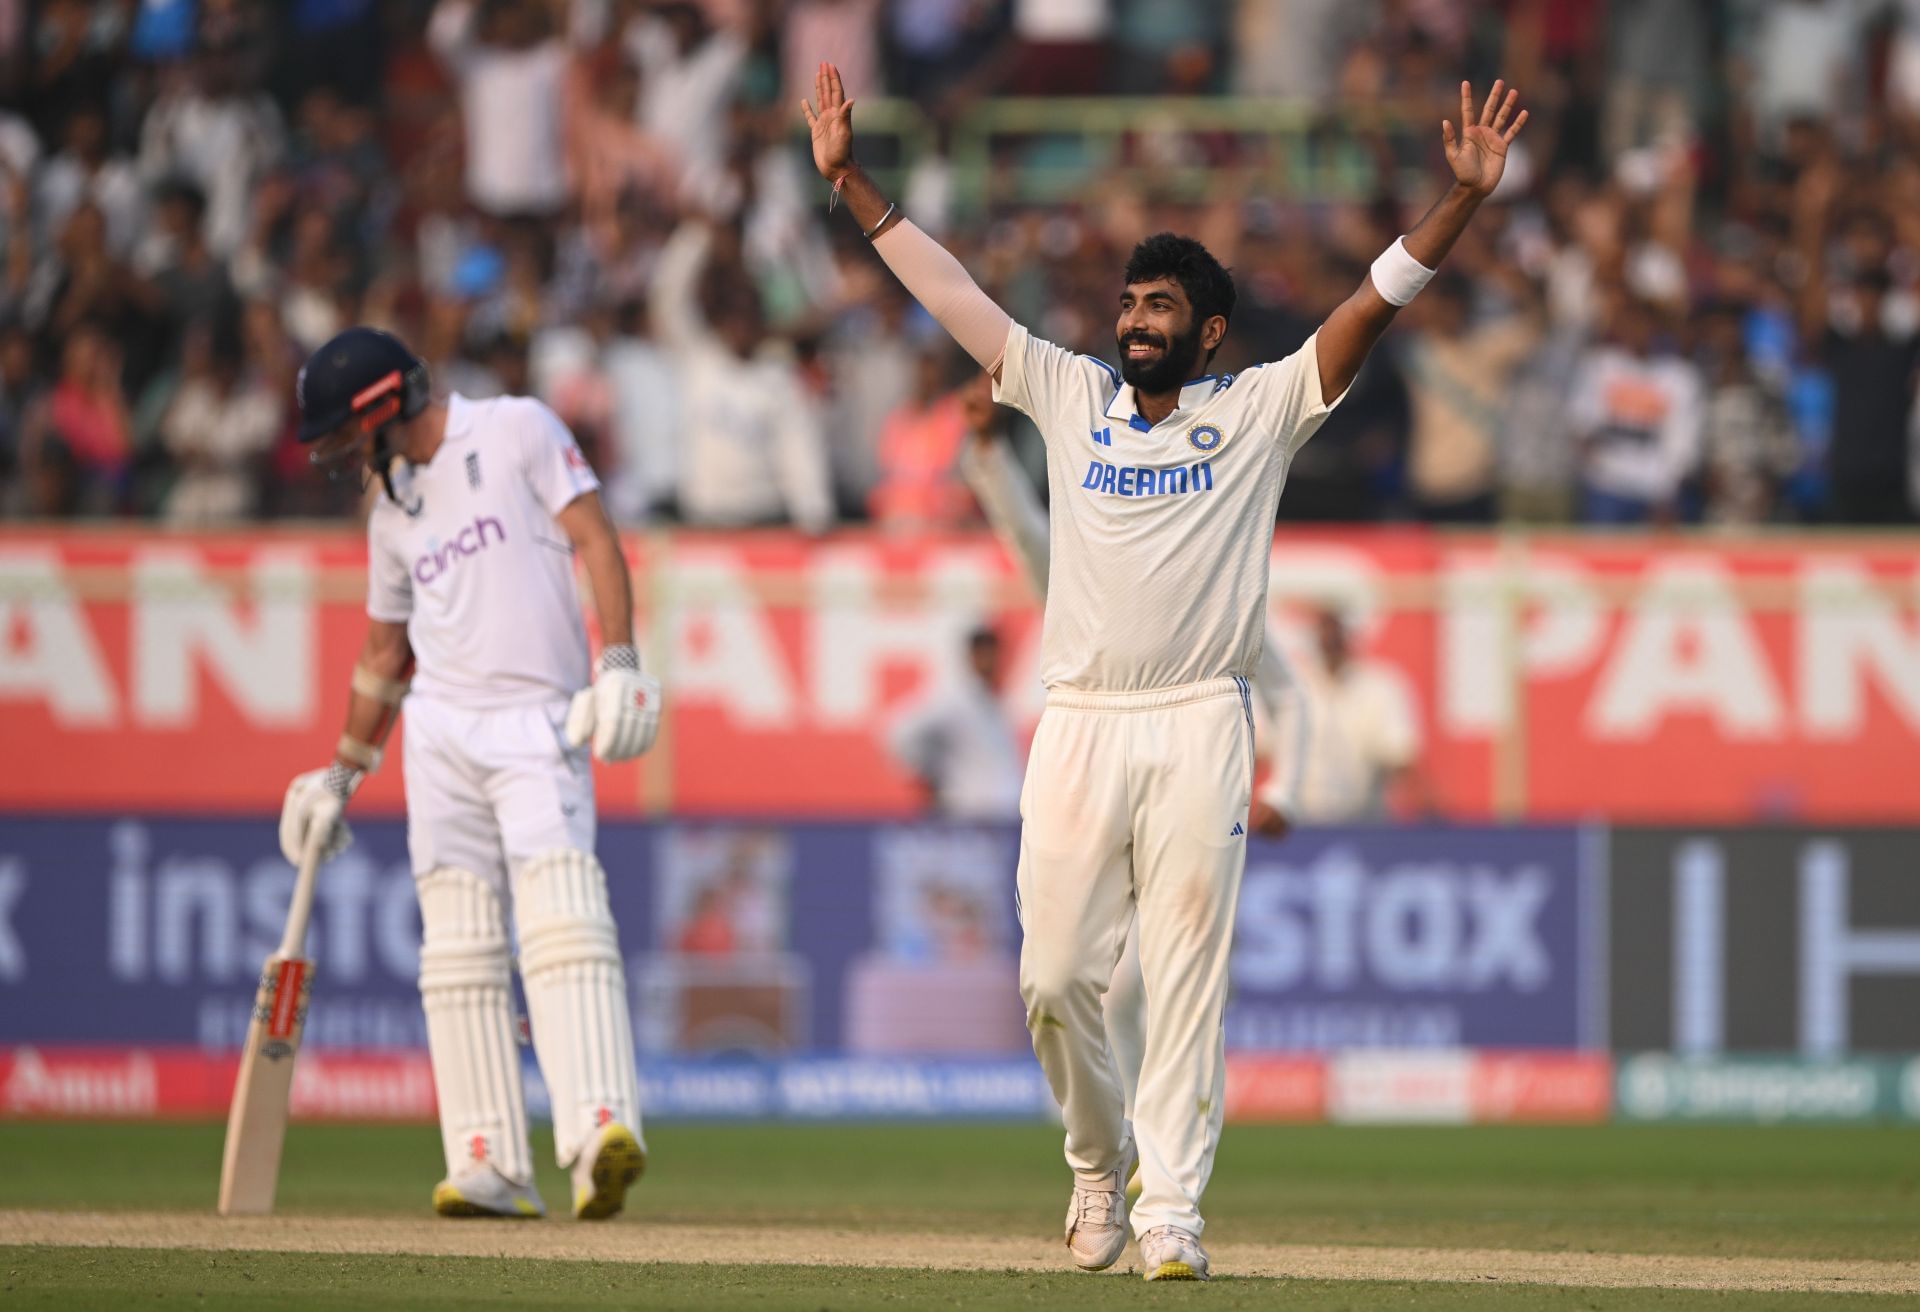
[416,867,533,1186]
[513,849,643,1168]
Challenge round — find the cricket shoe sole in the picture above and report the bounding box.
[572,1122,647,1220]
[1140,1225,1210,1281]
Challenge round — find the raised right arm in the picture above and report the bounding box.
[803,63,1011,376]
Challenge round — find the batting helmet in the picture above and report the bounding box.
[296,327,431,444]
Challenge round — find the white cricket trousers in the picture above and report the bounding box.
[1017,676,1254,1240]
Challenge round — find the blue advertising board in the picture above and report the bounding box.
[0,817,1596,1056]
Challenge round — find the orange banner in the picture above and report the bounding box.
[2,526,1916,819]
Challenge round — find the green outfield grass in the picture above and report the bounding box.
[3,1121,1916,1260]
[4,1246,1913,1312]
[3,1121,1917,1308]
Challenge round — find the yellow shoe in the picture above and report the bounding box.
[432,1166,545,1218]
[572,1122,646,1220]
[1140,1225,1209,1281]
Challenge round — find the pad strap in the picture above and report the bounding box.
[335,734,381,774]
[352,663,411,706]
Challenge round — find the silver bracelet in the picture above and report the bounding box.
[863,203,896,241]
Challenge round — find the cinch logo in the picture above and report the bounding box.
[414,516,507,585]
[1081,460,1215,498]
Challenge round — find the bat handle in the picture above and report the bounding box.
[276,831,328,960]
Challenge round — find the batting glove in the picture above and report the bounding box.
[565,644,662,762]
[278,762,361,866]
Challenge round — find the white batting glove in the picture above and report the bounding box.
[565,644,662,762]
[278,762,361,866]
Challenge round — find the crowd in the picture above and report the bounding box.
[0,0,1917,527]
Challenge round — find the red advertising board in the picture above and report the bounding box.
[2,527,1916,819]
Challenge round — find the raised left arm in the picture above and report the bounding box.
[1316,81,1530,402]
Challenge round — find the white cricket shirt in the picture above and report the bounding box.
[367,393,599,709]
[994,324,1343,692]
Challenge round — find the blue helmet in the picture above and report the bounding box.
[295,326,430,443]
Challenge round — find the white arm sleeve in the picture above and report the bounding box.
[869,219,1013,374]
[1252,626,1311,818]
[959,435,1049,599]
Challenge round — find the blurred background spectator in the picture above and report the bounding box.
[0,0,1915,528]
[883,623,1024,819]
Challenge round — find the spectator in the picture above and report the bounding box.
[34,106,143,258]
[428,0,577,222]
[138,41,286,259]
[158,316,281,523]
[568,51,682,239]
[649,217,833,532]
[625,2,747,181]
[1797,158,1920,524]
[1273,607,1422,824]
[599,297,682,523]
[143,182,236,354]
[1399,274,1539,521]
[1698,300,1797,526]
[1006,0,1110,95]
[782,0,881,115]
[869,346,976,532]
[1739,0,1871,147]
[884,625,1024,820]
[1568,293,1704,524]
[23,319,130,514]
[0,319,38,508]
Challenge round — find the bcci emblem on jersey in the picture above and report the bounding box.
[1188,423,1224,452]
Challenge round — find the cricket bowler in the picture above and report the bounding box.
[278,326,656,1219]
[957,400,1310,1131]
[806,65,1527,1278]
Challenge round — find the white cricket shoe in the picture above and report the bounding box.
[432,1165,545,1218]
[571,1121,646,1220]
[1064,1140,1136,1271]
[1139,1225,1210,1281]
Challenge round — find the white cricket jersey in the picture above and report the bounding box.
[994,324,1343,692]
[367,393,599,709]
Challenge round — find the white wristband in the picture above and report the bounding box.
[1369,237,1436,308]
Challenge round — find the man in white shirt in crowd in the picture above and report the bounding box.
[429,0,579,221]
[651,216,834,532]
[886,624,1025,820]
[1273,606,1422,823]
[278,326,658,1220]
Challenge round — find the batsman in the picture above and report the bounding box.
[279,327,656,1220]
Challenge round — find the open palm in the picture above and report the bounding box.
[1444,80,1528,197]
[801,61,855,182]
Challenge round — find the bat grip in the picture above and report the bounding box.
[277,831,328,959]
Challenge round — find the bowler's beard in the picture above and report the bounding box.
[1118,320,1207,393]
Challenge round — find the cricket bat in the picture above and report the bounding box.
[217,833,325,1216]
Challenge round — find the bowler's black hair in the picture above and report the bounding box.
[1123,233,1236,330]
